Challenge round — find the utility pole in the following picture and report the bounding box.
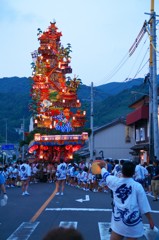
[150,0,159,159]
[148,0,154,162]
[145,0,159,160]
[90,82,94,160]
[21,117,25,161]
[148,78,154,162]
[129,0,159,161]
[5,119,8,144]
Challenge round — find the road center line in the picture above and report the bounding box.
[30,188,57,223]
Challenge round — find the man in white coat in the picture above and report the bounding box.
[99,161,155,240]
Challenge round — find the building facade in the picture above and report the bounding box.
[126,95,150,164]
[92,117,135,160]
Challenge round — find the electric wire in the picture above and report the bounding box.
[124,37,149,81]
[100,52,129,84]
[132,58,149,80]
[119,41,149,92]
[96,24,147,86]
[95,42,149,95]
[91,21,159,125]
[93,20,158,99]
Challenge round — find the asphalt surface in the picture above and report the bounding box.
[0,182,159,240]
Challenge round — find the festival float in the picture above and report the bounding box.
[28,21,88,162]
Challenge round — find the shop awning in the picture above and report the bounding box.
[130,143,149,151]
[126,105,149,125]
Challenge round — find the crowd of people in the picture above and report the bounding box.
[1,157,159,239]
[0,158,159,199]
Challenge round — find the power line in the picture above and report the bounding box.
[95,22,151,87]
[100,53,129,83]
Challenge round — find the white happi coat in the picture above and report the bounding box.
[101,168,151,238]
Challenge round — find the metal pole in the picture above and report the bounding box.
[90,82,94,160]
[5,119,7,144]
[151,1,159,159]
[149,0,154,162]
[149,83,154,162]
[22,118,25,161]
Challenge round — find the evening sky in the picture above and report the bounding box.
[0,0,159,86]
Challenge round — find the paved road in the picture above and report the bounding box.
[0,182,159,240]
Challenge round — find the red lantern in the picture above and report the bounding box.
[65,145,72,150]
[72,145,81,152]
[43,146,49,151]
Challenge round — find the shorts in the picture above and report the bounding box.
[57,177,66,181]
[21,178,28,181]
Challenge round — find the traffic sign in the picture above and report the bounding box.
[1,144,14,150]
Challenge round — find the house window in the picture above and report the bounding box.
[136,128,145,142]
[136,129,140,142]
[140,127,145,141]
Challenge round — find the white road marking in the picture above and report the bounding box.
[98,222,111,240]
[76,195,90,202]
[6,221,159,240]
[6,222,39,240]
[59,221,78,229]
[45,208,112,212]
[45,207,159,213]
[98,222,159,240]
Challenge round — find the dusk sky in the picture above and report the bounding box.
[0,0,159,86]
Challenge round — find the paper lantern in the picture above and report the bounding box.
[91,160,105,175]
[43,146,49,151]
[65,145,71,150]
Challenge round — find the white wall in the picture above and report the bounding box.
[93,123,135,160]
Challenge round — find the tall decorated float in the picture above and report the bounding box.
[28,21,88,162]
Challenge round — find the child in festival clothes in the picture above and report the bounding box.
[80,167,89,191]
[55,159,67,196]
[76,168,82,188]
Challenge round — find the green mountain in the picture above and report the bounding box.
[0,76,150,143]
[96,78,143,96]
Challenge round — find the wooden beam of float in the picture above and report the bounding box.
[34,132,88,142]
